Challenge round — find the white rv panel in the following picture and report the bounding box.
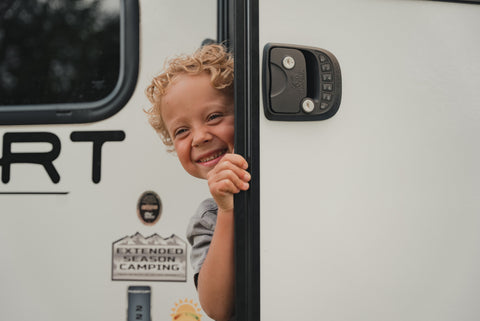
[0,1,216,321]
[259,1,480,320]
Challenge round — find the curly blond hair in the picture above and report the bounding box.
[145,44,234,149]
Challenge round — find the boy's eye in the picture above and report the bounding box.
[207,113,222,122]
[174,128,188,138]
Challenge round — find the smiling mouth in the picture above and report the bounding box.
[197,149,227,163]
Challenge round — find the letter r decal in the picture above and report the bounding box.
[0,132,61,183]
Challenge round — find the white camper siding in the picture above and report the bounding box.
[259,1,480,321]
[0,1,216,321]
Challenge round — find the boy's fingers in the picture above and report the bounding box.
[221,153,248,169]
[209,168,249,191]
[216,179,241,194]
[209,180,240,202]
[211,161,251,184]
[218,155,249,177]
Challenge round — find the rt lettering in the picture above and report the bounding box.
[0,131,125,184]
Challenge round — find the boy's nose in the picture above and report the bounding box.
[192,129,212,147]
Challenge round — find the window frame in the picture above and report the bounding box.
[0,0,139,125]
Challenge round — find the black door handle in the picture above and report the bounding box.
[262,43,342,121]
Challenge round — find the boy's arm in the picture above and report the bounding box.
[197,154,250,321]
[197,207,235,321]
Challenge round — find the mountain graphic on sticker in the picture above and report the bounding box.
[115,232,185,246]
[114,232,146,245]
[147,234,184,245]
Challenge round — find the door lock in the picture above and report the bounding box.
[262,43,342,121]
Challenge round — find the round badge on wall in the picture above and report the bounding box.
[137,191,162,225]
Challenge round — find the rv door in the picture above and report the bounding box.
[251,1,480,321]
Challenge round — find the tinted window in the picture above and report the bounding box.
[0,0,139,124]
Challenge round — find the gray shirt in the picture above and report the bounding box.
[186,198,218,286]
[186,198,236,321]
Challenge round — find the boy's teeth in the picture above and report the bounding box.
[199,150,225,163]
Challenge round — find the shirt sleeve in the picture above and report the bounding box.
[186,198,218,286]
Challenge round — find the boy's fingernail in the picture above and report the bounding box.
[245,172,251,180]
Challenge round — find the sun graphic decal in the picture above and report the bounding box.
[171,298,202,321]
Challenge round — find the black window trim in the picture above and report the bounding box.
[0,0,140,125]
[232,0,260,321]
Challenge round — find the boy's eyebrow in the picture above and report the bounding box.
[166,118,187,133]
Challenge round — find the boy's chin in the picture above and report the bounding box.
[187,168,210,180]
[185,159,220,180]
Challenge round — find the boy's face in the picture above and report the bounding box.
[161,73,234,179]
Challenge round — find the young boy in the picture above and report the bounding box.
[145,44,249,321]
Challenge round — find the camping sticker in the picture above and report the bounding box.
[112,232,187,282]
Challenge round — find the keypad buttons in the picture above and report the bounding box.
[323,83,333,91]
[322,73,332,81]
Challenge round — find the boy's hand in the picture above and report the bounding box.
[207,153,250,212]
